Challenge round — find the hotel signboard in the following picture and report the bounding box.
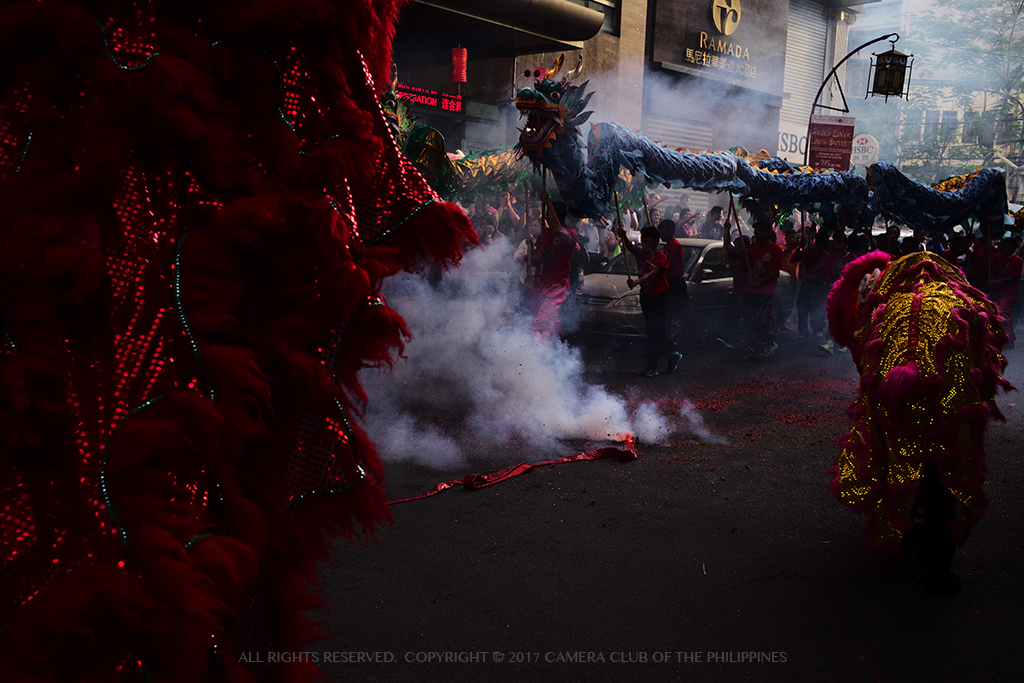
[652,0,787,95]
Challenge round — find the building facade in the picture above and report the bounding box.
[844,0,1023,199]
[393,0,866,207]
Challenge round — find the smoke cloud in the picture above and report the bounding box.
[676,399,729,445]
[359,245,727,469]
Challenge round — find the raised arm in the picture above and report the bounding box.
[540,191,572,241]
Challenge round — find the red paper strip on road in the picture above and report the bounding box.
[387,444,637,505]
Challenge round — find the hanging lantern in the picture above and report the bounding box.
[452,47,467,84]
[867,47,913,102]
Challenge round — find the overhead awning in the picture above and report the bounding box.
[403,0,605,57]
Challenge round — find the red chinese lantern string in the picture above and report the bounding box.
[451,47,467,84]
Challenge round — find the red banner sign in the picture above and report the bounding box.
[808,115,855,171]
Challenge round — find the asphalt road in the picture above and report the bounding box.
[309,331,1024,683]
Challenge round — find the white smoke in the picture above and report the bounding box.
[629,401,670,443]
[676,399,729,445]
[359,245,726,469]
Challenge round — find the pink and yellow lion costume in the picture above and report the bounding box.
[826,250,1013,549]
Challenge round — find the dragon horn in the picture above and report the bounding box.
[390,62,399,91]
[546,53,565,80]
[563,54,583,82]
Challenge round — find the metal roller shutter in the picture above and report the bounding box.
[778,0,829,161]
[639,116,716,215]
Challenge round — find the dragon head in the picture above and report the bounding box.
[381,63,415,145]
[515,54,593,155]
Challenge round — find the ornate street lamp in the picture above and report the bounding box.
[803,33,910,168]
[867,40,913,102]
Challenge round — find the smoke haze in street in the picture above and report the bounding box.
[359,246,727,468]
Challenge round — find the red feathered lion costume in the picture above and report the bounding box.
[0,1,474,681]
[826,251,1012,554]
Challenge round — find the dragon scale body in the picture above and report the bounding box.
[515,69,1007,231]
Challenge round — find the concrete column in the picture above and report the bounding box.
[615,0,648,130]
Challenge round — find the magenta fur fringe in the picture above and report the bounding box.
[826,251,1015,549]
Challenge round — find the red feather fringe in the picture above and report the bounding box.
[0,1,477,681]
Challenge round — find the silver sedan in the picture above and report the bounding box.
[566,238,792,344]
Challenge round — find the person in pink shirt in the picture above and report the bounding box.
[530,192,579,338]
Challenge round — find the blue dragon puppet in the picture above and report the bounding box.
[515,55,1008,233]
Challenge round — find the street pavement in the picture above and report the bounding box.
[310,331,1024,683]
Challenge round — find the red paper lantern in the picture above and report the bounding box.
[452,47,467,84]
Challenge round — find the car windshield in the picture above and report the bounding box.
[598,246,702,276]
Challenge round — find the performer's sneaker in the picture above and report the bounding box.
[743,346,758,360]
[666,351,683,374]
[642,361,659,377]
[759,342,778,359]
[818,339,836,355]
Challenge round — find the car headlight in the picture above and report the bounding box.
[611,293,641,308]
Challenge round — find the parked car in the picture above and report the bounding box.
[564,238,792,343]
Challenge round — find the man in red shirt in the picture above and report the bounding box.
[722,225,750,346]
[818,232,854,355]
[990,235,1023,348]
[621,225,682,376]
[742,220,785,359]
[777,222,800,330]
[531,192,579,338]
[658,219,703,347]
[963,236,996,294]
[794,229,832,339]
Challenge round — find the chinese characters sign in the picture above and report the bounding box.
[396,83,462,113]
[808,115,855,171]
[652,0,787,93]
[684,42,758,79]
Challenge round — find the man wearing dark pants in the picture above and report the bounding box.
[621,225,682,377]
[742,220,784,359]
[659,219,703,348]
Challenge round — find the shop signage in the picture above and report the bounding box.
[850,133,879,166]
[396,83,462,113]
[808,115,855,171]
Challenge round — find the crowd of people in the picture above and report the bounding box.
[460,187,1019,595]
[456,187,1024,372]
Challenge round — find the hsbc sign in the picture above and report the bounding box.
[850,133,880,167]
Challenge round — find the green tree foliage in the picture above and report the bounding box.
[851,0,1024,187]
[918,0,1024,147]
